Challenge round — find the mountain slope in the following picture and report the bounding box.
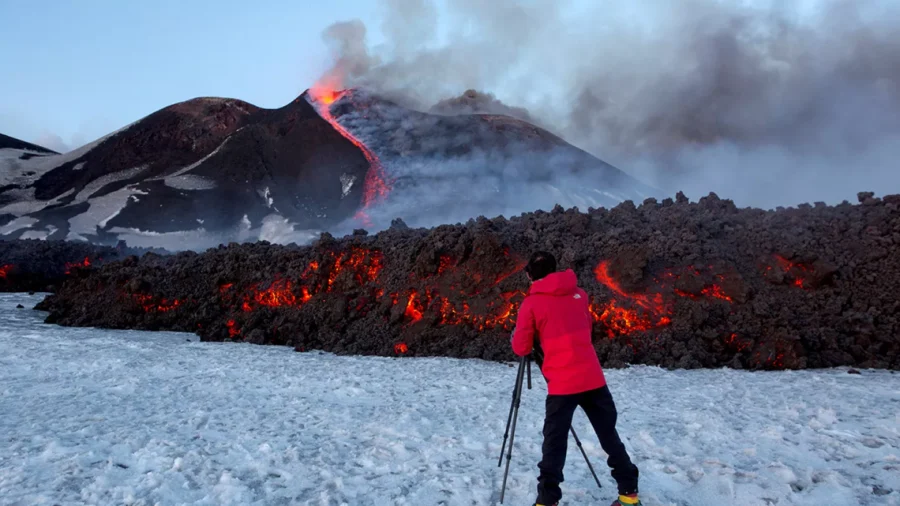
[1,89,659,248]
[316,90,657,229]
[0,96,371,248]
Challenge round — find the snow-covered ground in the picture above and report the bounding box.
[1,293,898,506]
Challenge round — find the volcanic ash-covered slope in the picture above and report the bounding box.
[0,97,372,248]
[36,192,900,370]
[313,90,659,231]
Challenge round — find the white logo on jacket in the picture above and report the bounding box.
[573,294,581,299]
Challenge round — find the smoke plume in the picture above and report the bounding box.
[318,0,900,209]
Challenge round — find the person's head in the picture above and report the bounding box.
[524,251,557,282]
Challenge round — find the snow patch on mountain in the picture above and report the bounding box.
[73,165,147,204]
[341,173,356,198]
[0,217,38,235]
[163,175,217,191]
[68,185,149,237]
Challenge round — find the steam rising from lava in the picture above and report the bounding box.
[314,0,900,208]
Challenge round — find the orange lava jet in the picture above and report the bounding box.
[307,85,391,224]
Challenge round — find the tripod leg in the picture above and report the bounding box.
[500,356,526,504]
[526,355,532,390]
[570,427,602,489]
[498,357,526,467]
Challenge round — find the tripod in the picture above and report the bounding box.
[497,353,602,503]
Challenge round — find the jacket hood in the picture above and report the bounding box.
[529,269,578,296]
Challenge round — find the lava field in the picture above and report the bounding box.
[23,191,900,370]
[0,239,166,293]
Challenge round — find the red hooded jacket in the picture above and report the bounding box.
[511,269,606,395]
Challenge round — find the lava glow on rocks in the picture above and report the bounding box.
[306,85,391,225]
[591,260,735,338]
[64,257,91,274]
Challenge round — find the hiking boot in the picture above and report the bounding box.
[611,494,642,506]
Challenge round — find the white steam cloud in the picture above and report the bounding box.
[318,0,900,209]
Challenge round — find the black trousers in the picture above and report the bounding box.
[536,385,639,504]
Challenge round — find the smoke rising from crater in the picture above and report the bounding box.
[319,0,900,209]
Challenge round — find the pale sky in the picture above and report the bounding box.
[0,0,384,152]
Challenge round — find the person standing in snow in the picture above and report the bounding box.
[511,251,641,506]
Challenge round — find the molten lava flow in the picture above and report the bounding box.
[253,278,297,308]
[768,255,813,289]
[405,291,424,322]
[592,261,735,338]
[701,285,733,302]
[226,319,240,338]
[437,255,454,276]
[132,294,181,313]
[593,261,672,337]
[394,342,408,354]
[326,248,384,291]
[302,261,319,279]
[307,87,391,223]
[65,257,91,274]
[0,264,11,280]
[725,332,752,352]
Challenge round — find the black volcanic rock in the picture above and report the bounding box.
[32,192,900,371]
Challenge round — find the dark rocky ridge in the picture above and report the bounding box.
[31,191,900,370]
[0,133,57,154]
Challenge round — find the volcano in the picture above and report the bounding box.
[1,89,656,248]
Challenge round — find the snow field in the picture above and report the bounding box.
[0,294,898,505]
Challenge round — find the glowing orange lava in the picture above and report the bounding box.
[253,278,297,308]
[132,294,181,313]
[226,319,240,338]
[592,261,672,338]
[326,248,383,291]
[591,261,734,338]
[394,342,409,354]
[768,255,813,289]
[701,285,733,302]
[65,257,91,274]
[725,332,752,352]
[405,291,424,322]
[307,86,391,223]
[0,264,11,280]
